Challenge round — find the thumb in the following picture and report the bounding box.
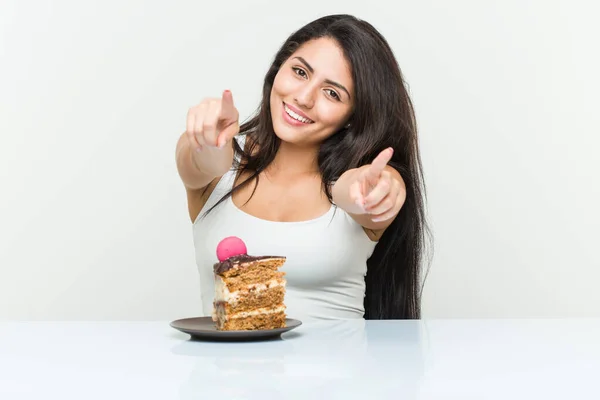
[217,122,240,148]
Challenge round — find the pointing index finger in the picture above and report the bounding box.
[220,90,237,123]
[365,147,394,184]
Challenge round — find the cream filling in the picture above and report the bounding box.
[223,305,286,320]
[214,276,286,303]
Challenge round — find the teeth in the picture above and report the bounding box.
[284,104,312,124]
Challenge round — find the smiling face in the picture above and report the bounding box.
[269,37,355,147]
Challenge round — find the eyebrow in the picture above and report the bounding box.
[292,56,351,100]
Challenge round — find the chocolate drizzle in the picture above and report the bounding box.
[213,254,285,275]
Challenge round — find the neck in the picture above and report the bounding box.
[269,140,320,176]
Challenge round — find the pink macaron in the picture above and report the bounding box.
[216,236,248,262]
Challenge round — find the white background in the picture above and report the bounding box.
[1,0,598,320]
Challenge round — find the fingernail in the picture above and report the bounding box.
[195,147,202,152]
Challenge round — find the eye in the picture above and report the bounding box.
[292,67,307,79]
[325,89,341,101]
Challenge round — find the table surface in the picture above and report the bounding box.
[1,319,599,399]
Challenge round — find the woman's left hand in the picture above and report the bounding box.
[333,148,406,223]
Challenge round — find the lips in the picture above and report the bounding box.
[283,102,314,124]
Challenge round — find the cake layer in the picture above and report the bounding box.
[214,256,286,278]
[216,311,287,331]
[215,286,285,314]
[214,303,286,319]
[220,269,286,291]
[214,302,286,330]
[214,275,286,302]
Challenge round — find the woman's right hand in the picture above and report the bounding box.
[186,90,240,152]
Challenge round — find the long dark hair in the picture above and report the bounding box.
[204,14,431,319]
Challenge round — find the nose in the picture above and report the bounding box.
[294,84,316,109]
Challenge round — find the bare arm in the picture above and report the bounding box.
[175,132,234,190]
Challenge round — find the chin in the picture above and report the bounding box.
[272,119,303,144]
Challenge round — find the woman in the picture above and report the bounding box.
[175,14,430,321]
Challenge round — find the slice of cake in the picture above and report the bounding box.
[212,236,287,331]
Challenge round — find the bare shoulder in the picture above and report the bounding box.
[186,176,221,223]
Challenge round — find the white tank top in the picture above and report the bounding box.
[192,138,377,322]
